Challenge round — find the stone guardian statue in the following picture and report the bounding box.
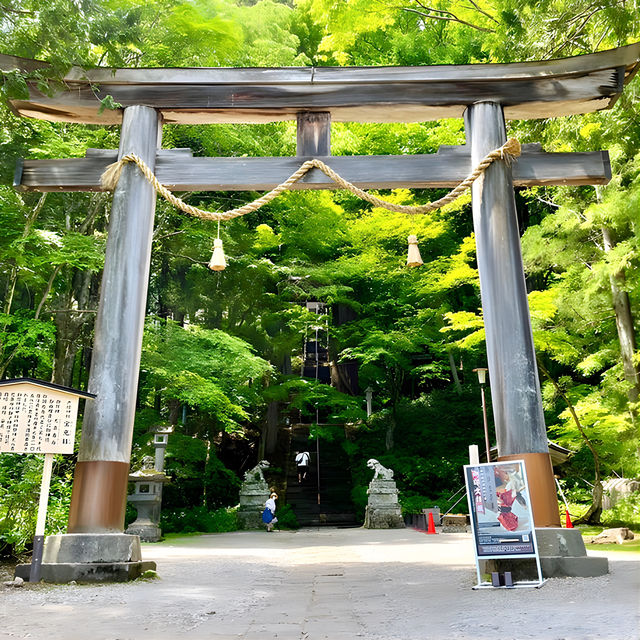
[364,459,404,529]
[238,460,271,529]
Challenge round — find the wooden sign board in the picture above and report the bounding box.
[0,379,94,455]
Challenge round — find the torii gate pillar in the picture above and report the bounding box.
[68,105,161,533]
[465,102,560,527]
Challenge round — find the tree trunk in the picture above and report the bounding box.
[447,347,462,393]
[602,227,640,404]
[537,357,602,524]
[3,193,47,318]
[385,368,404,450]
[51,270,97,386]
[168,398,181,426]
[52,319,77,387]
[385,408,396,451]
[264,400,279,456]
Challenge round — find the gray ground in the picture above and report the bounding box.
[0,528,638,640]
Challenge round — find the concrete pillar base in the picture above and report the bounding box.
[15,533,154,583]
[42,533,142,563]
[481,527,609,579]
[15,560,156,583]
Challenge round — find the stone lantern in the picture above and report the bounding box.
[125,456,170,542]
[153,425,173,472]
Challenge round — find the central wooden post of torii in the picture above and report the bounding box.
[6,44,639,581]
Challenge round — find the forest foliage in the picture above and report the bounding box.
[1,0,640,552]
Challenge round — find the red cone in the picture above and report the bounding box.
[427,511,437,534]
[565,510,574,529]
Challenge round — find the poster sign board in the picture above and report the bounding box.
[0,378,94,454]
[464,460,544,588]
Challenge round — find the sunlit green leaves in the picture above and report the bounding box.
[141,318,272,432]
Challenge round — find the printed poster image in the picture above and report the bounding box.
[464,461,536,557]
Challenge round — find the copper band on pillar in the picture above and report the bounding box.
[67,461,130,533]
[499,452,561,527]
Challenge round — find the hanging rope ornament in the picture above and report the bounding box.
[209,220,226,271]
[406,235,423,267]
[100,138,521,268]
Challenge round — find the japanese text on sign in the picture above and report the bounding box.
[0,385,78,454]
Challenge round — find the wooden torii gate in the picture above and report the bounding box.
[6,44,640,576]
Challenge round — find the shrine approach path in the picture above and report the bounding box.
[1,527,638,640]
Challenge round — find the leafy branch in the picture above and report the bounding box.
[0,4,35,15]
[400,0,496,33]
[545,4,610,58]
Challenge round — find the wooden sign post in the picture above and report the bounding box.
[0,378,95,582]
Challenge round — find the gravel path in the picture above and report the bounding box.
[0,528,638,640]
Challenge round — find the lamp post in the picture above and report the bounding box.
[365,386,373,417]
[473,368,491,463]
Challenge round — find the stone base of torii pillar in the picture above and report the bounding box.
[15,533,155,583]
[482,528,609,579]
[476,453,608,578]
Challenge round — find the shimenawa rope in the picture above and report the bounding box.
[100,138,521,220]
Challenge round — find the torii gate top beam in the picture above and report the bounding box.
[3,44,639,125]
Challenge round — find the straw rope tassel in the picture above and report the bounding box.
[209,238,226,271]
[209,220,226,271]
[407,235,423,267]
[100,159,128,191]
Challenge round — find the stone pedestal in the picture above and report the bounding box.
[237,461,270,529]
[364,478,404,529]
[15,533,155,583]
[481,528,609,579]
[125,493,163,542]
[125,464,170,542]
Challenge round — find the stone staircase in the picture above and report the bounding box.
[285,424,358,527]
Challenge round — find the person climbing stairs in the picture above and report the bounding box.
[286,424,357,527]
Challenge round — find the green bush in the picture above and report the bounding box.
[0,454,73,557]
[158,432,241,510]
[399,495,438,515]
[203,454,241,510]
[343,391,484,510]
[556,477,592,504]
[276,504,300,530]
[602,495,640,528]
[160,505,238,534]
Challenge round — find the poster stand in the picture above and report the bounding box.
[464,460,545,589]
